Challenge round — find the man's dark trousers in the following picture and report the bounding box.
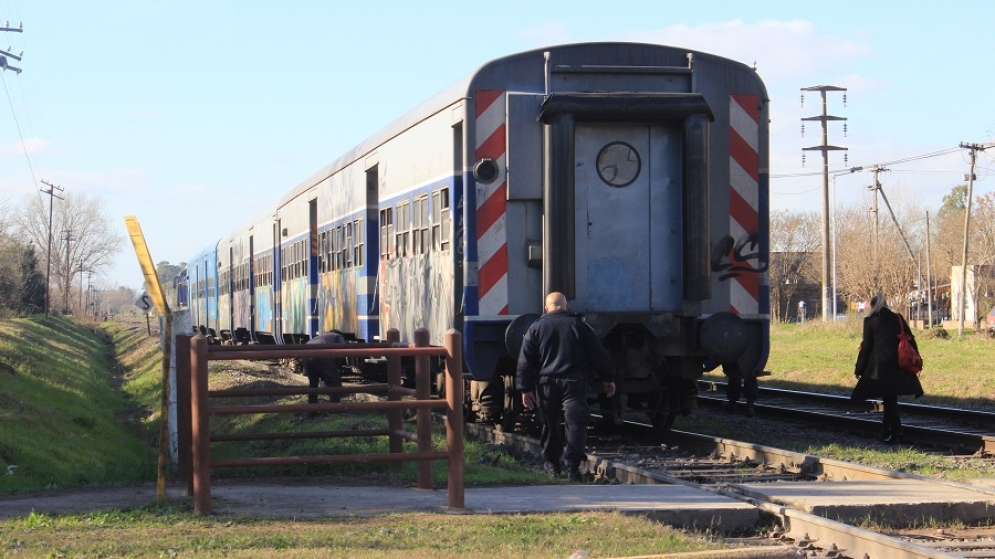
[537,377,589,470]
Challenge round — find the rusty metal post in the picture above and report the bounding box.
[414,328,432,489]
[386,329,402,468]
[174,334,192,495]
[190,335,211,515]
[444,330,464,508]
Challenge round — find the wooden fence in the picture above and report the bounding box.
[174,328,464,515]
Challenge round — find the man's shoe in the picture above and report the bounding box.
[567,469,584,483]
[745,402,755,418]
[543,461,561,476]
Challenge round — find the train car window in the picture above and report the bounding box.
[413,195,428,255]
[380,208,393,261]
[432,187,451,252]
[329,231,337,271]
[301,240,308,278]
[298,241,303,278]
[354,218,364,267]
[336,225,345,270]
[291,243,298,279]
[325,230,332,272]
[345,221,353,268]
[395,200,410,258]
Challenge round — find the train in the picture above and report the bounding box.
[182,42,770,431]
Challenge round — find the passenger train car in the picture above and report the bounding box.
[185,42,770,430]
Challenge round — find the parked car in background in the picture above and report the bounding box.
[986,306,995,337]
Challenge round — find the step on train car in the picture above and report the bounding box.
[185,42,770,431]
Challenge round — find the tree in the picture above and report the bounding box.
[833,191,925,315]
[0,241,46,316]
[15,190,124,315]
[17,245,46,314]
[98,285,140,317]
[768,210,821,321]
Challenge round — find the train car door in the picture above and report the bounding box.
[573,123,682,313]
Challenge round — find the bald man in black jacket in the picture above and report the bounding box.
[516,292,616,482]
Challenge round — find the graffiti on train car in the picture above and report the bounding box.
[282,278,308,334]
[711,232,768,281]
[379,252,454,343]
[318,273,358,332]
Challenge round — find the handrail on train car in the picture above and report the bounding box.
[175,328,464,515]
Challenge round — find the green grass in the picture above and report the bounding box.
[704,318,995,411]
[0,316,157,494]
[0,506,719,559]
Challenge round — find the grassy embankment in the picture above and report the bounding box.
[0,316,725,559]
[0,316,157,494]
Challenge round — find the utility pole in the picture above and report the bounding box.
[61,229,74,314]
[802,85,848,321]
[926,211,933,328]
[40,181,64,317]
[957,142,989,335]
[78,263,87,315]
[867,165,889,264]
[0,22,23,75]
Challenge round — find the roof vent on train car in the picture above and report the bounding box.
[473,158,499,184]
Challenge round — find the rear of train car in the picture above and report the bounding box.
[458,43,770,428]
[185,42,769,429]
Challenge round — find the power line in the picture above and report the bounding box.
[771,146,962,179]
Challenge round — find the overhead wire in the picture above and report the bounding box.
[771,146,964,179]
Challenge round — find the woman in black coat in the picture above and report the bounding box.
[851,292,924,444]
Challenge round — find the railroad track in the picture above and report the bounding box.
[698,380,995,455]
[466,416,995,559]
[219,361,995,557]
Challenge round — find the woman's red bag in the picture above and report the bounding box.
[896,314,923,375]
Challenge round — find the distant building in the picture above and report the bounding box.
[769,252,826,322]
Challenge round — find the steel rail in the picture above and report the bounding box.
[697,381,995,454]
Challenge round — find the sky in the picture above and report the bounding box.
[1,1,993,291]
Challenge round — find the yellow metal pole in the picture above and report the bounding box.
[123,216,173,501]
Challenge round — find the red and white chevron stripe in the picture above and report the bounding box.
[729,94,761,316]
[474,90,509,316]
